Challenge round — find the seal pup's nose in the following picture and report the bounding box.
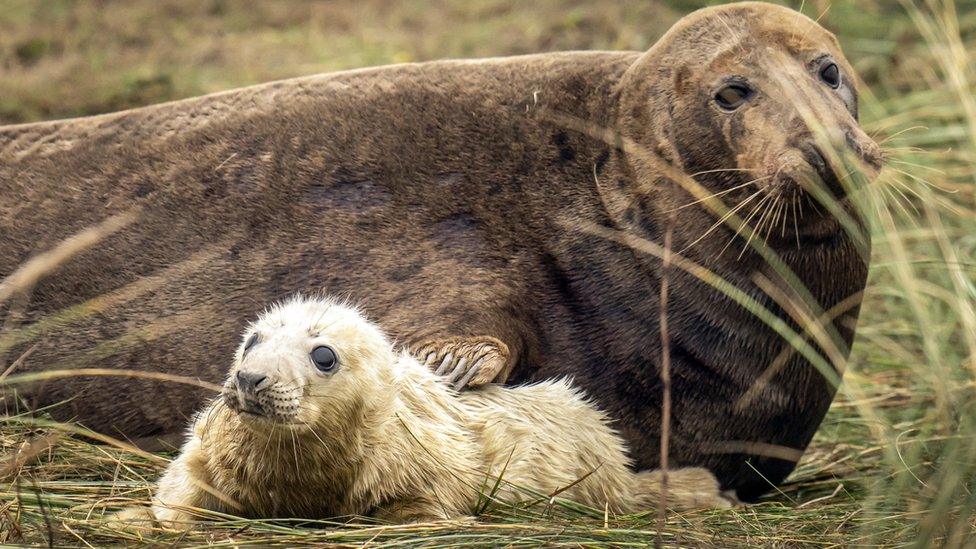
[235,370,269,394]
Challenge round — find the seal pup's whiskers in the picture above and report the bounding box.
[289,428,301,476]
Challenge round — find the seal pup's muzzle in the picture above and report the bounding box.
[222,333,306,425]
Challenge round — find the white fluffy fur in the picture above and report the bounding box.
[150,295,729,525]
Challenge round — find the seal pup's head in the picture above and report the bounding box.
[614,2,882,252]
[222,295,395,433]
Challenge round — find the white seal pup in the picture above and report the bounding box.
[150,295,731,524]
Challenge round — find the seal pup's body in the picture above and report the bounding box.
[2,3,882,499]
[151,296,728,524]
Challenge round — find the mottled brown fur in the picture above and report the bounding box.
[0,3,879,500]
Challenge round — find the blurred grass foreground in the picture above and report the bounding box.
[2,0,976,546]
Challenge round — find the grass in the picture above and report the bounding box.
[2,0,976,546]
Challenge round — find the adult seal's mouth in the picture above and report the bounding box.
[801,145,848,202]
[795,213,844,244]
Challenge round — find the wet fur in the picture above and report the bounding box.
[1,3,878,500]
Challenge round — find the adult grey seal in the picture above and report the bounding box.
[0,2,881,500]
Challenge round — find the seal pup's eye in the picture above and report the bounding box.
[243,333,259,354]
[310,346,338,372]
[819,62,841,89]
[714,84,752,111]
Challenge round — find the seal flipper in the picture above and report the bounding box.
[632,467,737,510]
[410,336,510,390]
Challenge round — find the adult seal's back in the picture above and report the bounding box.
[0,2,881,500]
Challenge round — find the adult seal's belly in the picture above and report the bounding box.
[0,2,880,500]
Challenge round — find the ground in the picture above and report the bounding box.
[1,0,975,546]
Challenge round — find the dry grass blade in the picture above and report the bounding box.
[0,209,140,304]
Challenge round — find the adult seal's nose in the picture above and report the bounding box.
[845,127,884,173]
[236,370,269,394]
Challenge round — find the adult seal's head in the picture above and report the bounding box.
[611,2,883,256]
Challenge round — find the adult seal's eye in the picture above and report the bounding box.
[820,62,840,88]
[243,333,259,354]
[714,84,752,111]
[310,346,338,372]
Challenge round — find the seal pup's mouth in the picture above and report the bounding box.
[222,386,304,429]
[222,389,265,418]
